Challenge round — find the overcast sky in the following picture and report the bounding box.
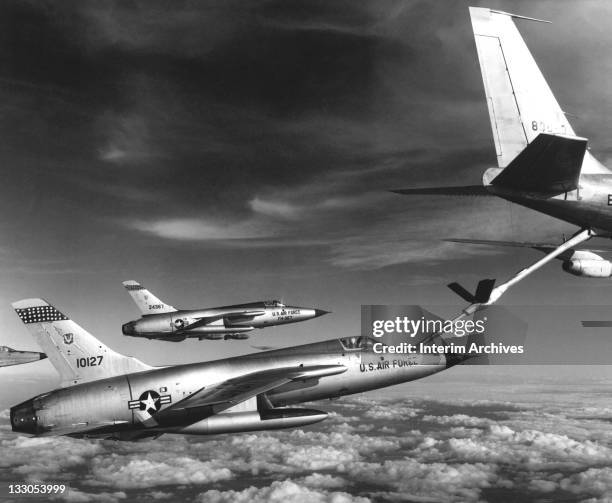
[3,0,612,393]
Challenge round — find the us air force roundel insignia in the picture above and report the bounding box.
[128,390,172,415]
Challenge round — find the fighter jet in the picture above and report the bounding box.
[0,345,46,367]
[394,7,612,306]
[121,280,329,341]
[9,288,524,440]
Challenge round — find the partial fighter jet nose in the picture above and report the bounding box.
[314,309,330,318]
[39,352,47,360]
[122,321,136,336]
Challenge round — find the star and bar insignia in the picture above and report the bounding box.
[128,390,172,415]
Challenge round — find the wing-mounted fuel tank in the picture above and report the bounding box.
[172,395,327,435]
[175,408,328,434]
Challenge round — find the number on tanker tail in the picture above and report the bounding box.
[530,120,566,135]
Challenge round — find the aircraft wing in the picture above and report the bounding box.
[446,238,557,254]
[156,364,346,421]
[223,310,266,321]
[446,238,612,260]
[391,186,491,196]
[183,310,266,330]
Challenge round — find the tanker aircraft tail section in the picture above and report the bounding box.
[470,7,570,167]
[469,6,607,175]
[12,298,152,387]
[392,7,612,307]
[122,280,177,316]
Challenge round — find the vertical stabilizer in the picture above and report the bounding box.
[470,8,573,167]
[12,298,152,387]
[470,7,609,174]
[122,280,177,315]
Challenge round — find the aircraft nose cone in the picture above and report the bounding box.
[314,309,330,318]
[122,322,136,336]
[39,353,47,360]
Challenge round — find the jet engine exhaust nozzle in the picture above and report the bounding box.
[10,398,39,434]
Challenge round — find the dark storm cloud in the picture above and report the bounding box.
[0,0,508,270]
[3,0,611,271]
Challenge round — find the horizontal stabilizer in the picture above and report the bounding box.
[491,133,587,193]
[391,186,491,196]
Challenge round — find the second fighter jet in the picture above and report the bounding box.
[121,280,329,342]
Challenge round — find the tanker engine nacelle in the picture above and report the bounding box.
[562,251,612,278]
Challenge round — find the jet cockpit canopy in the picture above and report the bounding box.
[264,300,285,308]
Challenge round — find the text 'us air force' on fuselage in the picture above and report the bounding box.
[9,292,524,440]
[121,281,329,342]
[394,7,612,304]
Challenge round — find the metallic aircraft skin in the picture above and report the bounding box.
[11,298,468,440]
[121,281,328,341]
[12,289,526,441]
[11,338,445,439]
[122,304,328,339]
[0,346,46,367]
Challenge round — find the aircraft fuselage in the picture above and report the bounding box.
[485,173,612,236]
[0,347,47,367]
[122,303,328,341]
[11,338,445,439]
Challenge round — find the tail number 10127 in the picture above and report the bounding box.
[76,356,103,368]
